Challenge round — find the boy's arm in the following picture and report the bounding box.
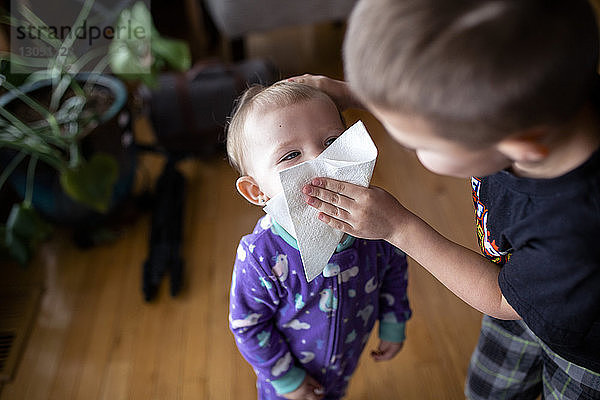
[377,246,411,343]
[229,241,307,395]
[303,179,519,320]
[397,214,518,319]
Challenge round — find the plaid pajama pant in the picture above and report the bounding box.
[466,315,600,400]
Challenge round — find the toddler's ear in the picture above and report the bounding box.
[236,176,267,206]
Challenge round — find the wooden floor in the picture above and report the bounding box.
[0,24,483,400]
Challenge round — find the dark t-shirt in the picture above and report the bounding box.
[471,147,600,372]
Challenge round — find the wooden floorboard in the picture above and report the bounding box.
[1,23,482,399]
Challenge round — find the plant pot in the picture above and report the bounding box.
[0,74,136,226]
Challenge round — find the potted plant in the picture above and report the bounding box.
[0,0,190,265]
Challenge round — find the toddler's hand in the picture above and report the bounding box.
[286,74,363,111]
[303,178,413,243]
[282,374,325,400]
[371,340,404,362]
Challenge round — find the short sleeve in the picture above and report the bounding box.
[499,229,600,347]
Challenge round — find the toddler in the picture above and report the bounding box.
[227,81,411,400]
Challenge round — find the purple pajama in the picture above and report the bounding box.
[229,215,411,399]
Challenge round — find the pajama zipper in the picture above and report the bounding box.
[330,274,343,366]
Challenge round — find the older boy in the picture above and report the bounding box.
[296,0,600,398]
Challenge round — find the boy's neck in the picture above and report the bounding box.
[511,104,600,179]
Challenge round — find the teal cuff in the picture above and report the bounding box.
[271,366,306,394]
[270,219,299,250]
[379,321,406,343]
[336,234,356,252]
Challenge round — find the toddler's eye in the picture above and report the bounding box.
[280,151,301,163]
[324,137,338,147]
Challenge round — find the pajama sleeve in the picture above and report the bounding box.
[229,240,306,395]
[377,246,412,343]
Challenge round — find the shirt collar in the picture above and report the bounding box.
[270,218,356,253]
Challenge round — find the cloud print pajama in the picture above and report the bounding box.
[229,215,411,399]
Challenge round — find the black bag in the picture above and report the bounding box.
[142,159,184,302]
[147,58,278,157]
[140,59,277,301]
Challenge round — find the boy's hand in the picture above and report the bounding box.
[371,340,404,362]
[282,374,325,400]
[286,74,363,111]
[302,178,412,243]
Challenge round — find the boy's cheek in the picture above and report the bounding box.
[416,151,471,178]
[416,149,509,178]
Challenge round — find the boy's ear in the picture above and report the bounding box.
[496,128,550,163]
[236,176,267,206]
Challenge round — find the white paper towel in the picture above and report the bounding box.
[263,120,378,282]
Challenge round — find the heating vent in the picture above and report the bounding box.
[0,332,16,374]
[0,286,42,382]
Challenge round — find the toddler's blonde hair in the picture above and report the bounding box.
[227,81,335,175]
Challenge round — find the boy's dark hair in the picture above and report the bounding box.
[344,0,600,145]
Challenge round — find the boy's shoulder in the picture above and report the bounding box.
[477,146,600,202]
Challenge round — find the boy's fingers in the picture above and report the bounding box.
[286,73,311,80]
[306,197,350,220]
[303,186,354,212]
[310,177,363,200]
[318,212,354,234]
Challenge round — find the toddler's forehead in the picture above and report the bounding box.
[244,94,339,143]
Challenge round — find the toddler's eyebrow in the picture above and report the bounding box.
[265,141,294,164]
[271,138,297,153]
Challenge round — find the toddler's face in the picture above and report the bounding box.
[244,96,345,200]
[370,104,513,178]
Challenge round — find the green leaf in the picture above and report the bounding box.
[6,203,51,242]
[130,1,153,28]
[59,153,119,213]
[6,232,30,266]
[108,1,190,85]
[4,203,52,266]
[151,36,191,72]
[108,41,158,87]
[109,41,151,75]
